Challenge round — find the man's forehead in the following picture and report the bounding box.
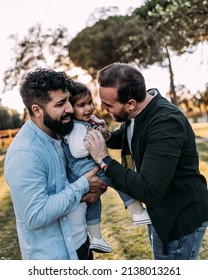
[48,89,71,102]
[99,87,118,102]
[65,90,72,97]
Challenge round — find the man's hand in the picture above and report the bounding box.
[82,166,108,203]
[84,129,109,164]
[90,115,111,141]
[81,191,105,204]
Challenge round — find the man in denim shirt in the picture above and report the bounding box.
[4,68,106,260]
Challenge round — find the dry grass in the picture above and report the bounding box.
[192,123,208,139]
[0,123,208,260]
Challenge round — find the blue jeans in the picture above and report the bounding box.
[147,221,208,260]
[66,152,136,225]
[86,191,135,225]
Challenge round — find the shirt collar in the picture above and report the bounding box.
[28,119,55,144]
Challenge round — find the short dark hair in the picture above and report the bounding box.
[20,68,74,116]
[97,62,146,103]
[70,82,91,106]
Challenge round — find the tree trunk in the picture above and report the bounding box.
[166,46,178,106]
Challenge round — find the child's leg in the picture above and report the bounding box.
[117,190,143,212]
[87,199,102,239]
[117,190,151,225]
[86,199,113,253]
[86,199,101,224]
[128,201,144,214]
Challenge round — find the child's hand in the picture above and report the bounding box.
[90,114,105,126]
[90,115,111,141]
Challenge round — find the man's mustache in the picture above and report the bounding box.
[61,113,72,120]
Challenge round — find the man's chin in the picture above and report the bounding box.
[52,121,74,136]
[114,117,125,123]
[114,114,129,123]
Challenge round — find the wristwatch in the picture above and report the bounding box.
[99,156,112,171]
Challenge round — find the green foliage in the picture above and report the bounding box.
[69,16,126,78]
[69,0,208,73]
[2,0,207,107]
[133,0,208,53]
[0,107,23,129]
[68,0,207,106]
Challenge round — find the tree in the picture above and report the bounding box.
[2,1,207,109]
[3,23,72,92]
[69,0,208,105]
[174,84,192,114]
[119,0,208,104]
[0,107,23,129]
[192,85,208,121]
[69,16,126,78]
[86,6,120,27]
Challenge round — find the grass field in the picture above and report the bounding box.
[0,123,208,260]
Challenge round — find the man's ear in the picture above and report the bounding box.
[127,99,137,111]
[31,104,43,118]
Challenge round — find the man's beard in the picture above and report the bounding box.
[113,112,129,123]
[43,110,74,136]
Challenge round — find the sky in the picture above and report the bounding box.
[0,0,207,114]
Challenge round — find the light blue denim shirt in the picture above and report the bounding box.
[4,119,89,260]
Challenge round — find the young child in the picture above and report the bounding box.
[63,82,151,253]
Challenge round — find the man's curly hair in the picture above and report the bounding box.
[20,68,74,116]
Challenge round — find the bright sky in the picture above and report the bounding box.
[0,0,207,114]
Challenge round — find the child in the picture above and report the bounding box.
[64,82,151,253]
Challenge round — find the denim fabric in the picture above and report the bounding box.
[63,135,136,224]
[4,119,89,260]
[147,221,208,260]
[117,190,136,207]
[86,199,102,225]
[68,153,113,186]
[85,190,135,224]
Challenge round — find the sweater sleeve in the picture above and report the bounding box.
[105,117,185,206]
